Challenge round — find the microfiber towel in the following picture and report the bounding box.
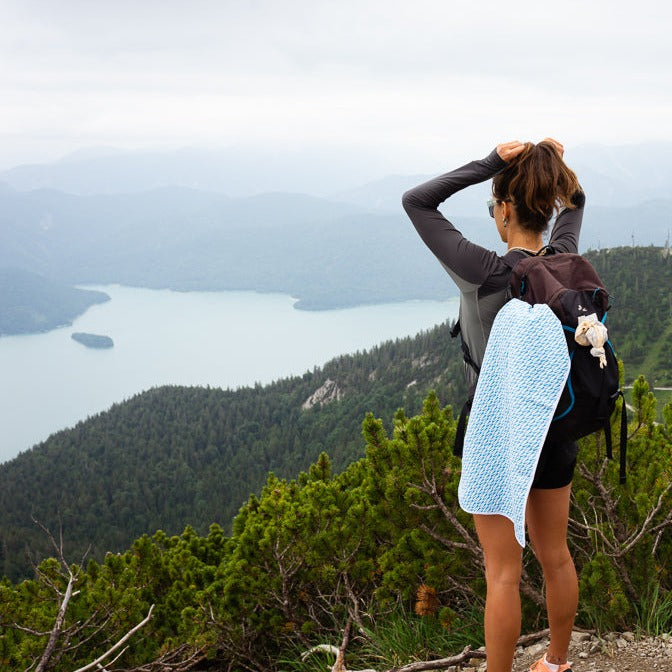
[457,298,570,547]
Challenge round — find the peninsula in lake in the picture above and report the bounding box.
[0,268,110,336]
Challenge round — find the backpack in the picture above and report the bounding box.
[453,246,627,483]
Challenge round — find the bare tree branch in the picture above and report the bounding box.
[94,643,128,669]
[71,604,154,672]
[620,480,672,554]
[519,565,545,607]
[416,522,476,552]
[131,644,206,672]
[0,623,52,637]
[407,478,481,558]
[60,611,111,654]
[387,647,486,672]
[34,564,77,672]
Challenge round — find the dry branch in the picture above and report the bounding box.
[71,604,154,672]
[388,647,486,672]
[31,518,81,672]
[302,627,562,672]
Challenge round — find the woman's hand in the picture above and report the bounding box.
[542,137,564,158]
[496,141,527,162]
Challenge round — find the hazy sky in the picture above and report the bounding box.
[1,0,670,170]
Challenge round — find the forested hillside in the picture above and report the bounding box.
[1,385,670,671]
[0,322,466,581]
[588,246,672,385]
[0,246,670,582]
[0,268,109,335]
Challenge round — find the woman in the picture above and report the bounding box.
[402,140,584,672]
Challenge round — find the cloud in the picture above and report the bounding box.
[0,0,670,169]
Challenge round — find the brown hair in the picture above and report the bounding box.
[492,141,580,233]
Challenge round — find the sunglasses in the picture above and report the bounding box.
[486,198,513,218]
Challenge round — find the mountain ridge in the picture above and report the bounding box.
[1,174,670,330]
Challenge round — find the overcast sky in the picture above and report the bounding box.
[1,0,670,171]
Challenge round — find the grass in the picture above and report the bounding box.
[357,606,483,668]
[635,582,672,636]
[278,606,484,672]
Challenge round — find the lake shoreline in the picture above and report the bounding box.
[0,287,458,463]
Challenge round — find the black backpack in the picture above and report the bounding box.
[453,246,627,483]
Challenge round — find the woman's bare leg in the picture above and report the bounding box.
[473,514,523,672]
[526,484,578,665]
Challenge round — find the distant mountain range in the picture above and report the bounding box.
[2,141,670,206]
[0,185,452,313]
[0,142,669,333]
[0,144,390,198]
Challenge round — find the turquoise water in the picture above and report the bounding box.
[0,286,458,463]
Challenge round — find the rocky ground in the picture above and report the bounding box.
[512,630,671,672]
[331,629,672,672]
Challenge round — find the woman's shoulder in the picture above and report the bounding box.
[477,249,527,296]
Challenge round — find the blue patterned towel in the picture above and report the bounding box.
[457,299,570,547]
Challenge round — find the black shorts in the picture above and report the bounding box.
[531,437,578,489]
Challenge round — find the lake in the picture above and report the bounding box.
[0,286,458,463]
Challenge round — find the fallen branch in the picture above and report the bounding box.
[301,627,564,672]
[516,628,550,646]
[388,647,486,672]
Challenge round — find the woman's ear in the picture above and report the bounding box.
[501,200,513,221]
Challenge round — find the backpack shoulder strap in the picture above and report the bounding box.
[450,320,481,376]
[535,244,556,257]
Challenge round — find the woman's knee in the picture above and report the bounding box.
[531,541,573,576]
[483,555,523,587]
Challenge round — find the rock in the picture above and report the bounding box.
[301,378,343,410]
[411,354,437,368]
[571,631,592,644]
[518,632,671,672]
[525,643,547,658]
[622,631,635,642]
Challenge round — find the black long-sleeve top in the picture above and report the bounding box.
[402,148,585,387]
